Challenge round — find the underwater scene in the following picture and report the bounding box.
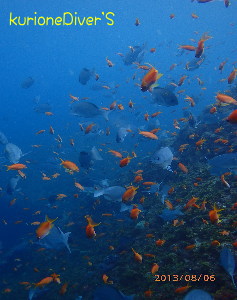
[0,0,237,299]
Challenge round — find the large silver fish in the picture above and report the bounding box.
[71,102,110,120]
[79,68,93,85]
[79,146,103,169]
[150,147,173,170]
[37,226,71,253]
[208,153,237,175]
[4,143,23,164]
[0,131,8,145]
[116,127,130,143]
[94,186,126,202]
[152,86,178,107]
[123,45,145,65]
[21,76,34,89]
[7,176,21,195]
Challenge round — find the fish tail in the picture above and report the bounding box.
[46,215,58,223]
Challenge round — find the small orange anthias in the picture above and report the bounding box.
[226,109,237,124]
[36,215,58,239]
[130,205,142,220]
[141,67,163,92]
[131,248,142,263]
[209,204,224,224]
[60,158,79,174]
[85,215,101,238]
[122,186,139,202]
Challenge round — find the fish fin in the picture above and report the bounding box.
[94,189,104,198]
[45,215,58,223]
[102,110,111,121]
[156,72,163,81]
[57,227,71,253]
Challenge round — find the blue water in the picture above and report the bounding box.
[0,0,237,299]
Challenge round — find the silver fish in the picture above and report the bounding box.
[71,102,110,120]
[94,186,126,202]
[152,86,178,107]
[37,226,71,253]
[0,131,8,145]
[4,143,23,164]
[150,147,173,170]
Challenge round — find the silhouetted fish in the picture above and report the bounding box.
[34,103,52,113]
[123,45,145,65]
[79,68,93,85]
[184,289,213,300]
[0,131,8,145]
[150,147,173,170]
[21,77,34,89]
[220,247,236,288]
[7,176,20,195]
[4,143,23,164]
[37,226,71,253]
[71,102,110,120]
[186,55,206,71]
[152,86,178,106]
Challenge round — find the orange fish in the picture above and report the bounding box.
[130,205,142,220]
[144,113,149,121]
[184,197,199,209]
[85,215,101,238]
[141,67,163,92]
[226,109,237,124]
[210,106,217,114]
[178,163,188,173]
[144,290,153,297]
[45,111,53,116]
[228,69,237,84]
[195,139,206,147]
[175,283,191,294]
[109,101,117,110]
[216,93,237,105]
[179,45,196,51]
[36,129,45,135]
[150,48,156,53]
[151,263,159,274]
[36,216,58,239]
[85,123,96,134]
[75,182,84,191]
[60,159,79,173]
[128,100,135,108]
[106,57,114,67]
[7,164,27,171]
[122,186,138,202]
[59,283,68,295]
[117,104,124,110]
[131,248,142,263]
[34,276,53,287]
[185,244,196,250]
[139,130,158,140]
[119,156,132,167]
[195,33,211,58]
[155,239,166,246]
[191,13,199,19]
[211,240,221,246]
[165,200,173,210]
[49,126,55,134]
[151,111,162,118]
[178,75,187,86]
[209,204,223,224]
[134,175,143,182]
[108,150,123,158]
